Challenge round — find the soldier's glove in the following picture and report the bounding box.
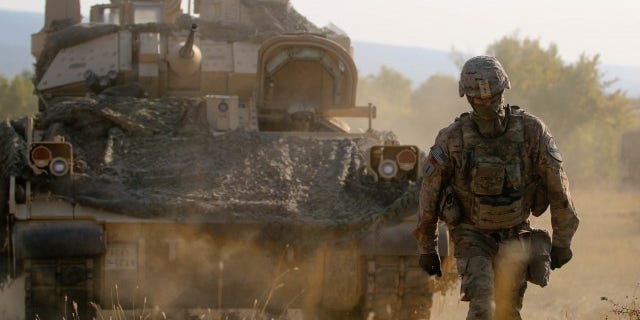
[550,246,573,270]
[419,253,442,277]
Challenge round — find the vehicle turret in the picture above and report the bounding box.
[167,23,202,76]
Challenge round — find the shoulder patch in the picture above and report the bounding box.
[430,146,448,165]
[424,162,436,177]
[423,146,449,177]
[545,135,563,162]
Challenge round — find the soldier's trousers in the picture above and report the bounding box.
[452,224,530,320]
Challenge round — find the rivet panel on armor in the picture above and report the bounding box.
[38,33,119,90]
[201,40,233,72]
[139,63,159,77]
[233,42,260,74]
[139,33,161,63]
[199,0,241,23]
[118,31,132,71]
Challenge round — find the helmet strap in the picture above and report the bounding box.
[468,95,508,138]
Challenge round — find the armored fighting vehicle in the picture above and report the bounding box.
[0,0,454,319]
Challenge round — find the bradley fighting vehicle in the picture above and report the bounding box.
[0,0,454,319]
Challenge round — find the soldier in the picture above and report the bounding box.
[414,56,579,320]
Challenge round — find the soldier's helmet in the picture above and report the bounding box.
[458,56,510,98]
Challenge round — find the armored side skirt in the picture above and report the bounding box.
[12,220,106,259]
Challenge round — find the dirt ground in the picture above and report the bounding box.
[430,185,640,320]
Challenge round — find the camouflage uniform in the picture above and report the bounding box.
[415,56,579,320]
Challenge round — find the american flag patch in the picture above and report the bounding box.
[430,146,448,165]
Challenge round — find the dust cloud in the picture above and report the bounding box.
[104,227,312,315]
[0,276,25,320]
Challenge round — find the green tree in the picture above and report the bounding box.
[0,74,9,117]
[409,74,467,145]
[354,66,414,137]
[0,71,37,120]
[357,66,413,114]
[355,69,467,147]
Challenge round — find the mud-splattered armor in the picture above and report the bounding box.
[415,106,579,320]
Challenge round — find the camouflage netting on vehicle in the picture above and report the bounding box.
[0,121,27,180]
[195,0,323,40]
[5,97,418,230]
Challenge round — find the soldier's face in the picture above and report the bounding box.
[471,96,493,107]
[467,92,504,120]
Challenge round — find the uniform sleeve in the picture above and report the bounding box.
[414,131,453,254]
[535,127,580,248]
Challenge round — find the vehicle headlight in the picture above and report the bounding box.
[29,139,74,177]
[31,145,52,168]
[378,159,398,179]
[396,149,417,171]
[49,157,70,176]
[368,145,420,182]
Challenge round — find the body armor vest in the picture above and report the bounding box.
[452,107,534,230]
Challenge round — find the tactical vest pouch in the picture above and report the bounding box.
[471,163,505,196]
[531,182,549,217]
[505,163,523,188]
[527,229,551,287]
[471,197,524,230]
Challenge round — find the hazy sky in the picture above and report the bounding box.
[3,0,638,67]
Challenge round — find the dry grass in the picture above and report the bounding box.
[82,247,302,320]
[601,295,640,320]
